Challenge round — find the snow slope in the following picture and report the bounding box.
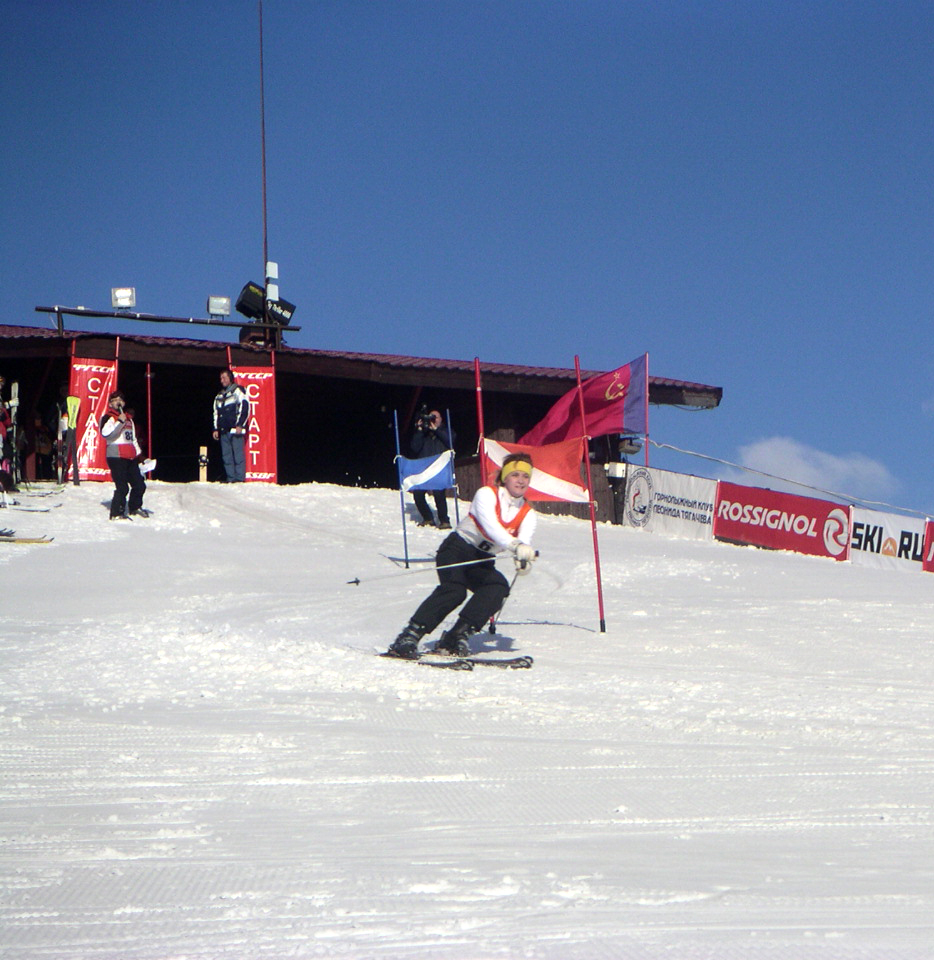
[2,481,933,959]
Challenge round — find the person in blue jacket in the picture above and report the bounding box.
[212,369,249,482]
[409,407,454,528]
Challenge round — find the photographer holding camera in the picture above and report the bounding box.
[409,405,454,529]
[100,390,148,520]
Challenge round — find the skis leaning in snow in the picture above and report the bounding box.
[380,651,533,671]
[0,534,54,544]
[0,501,62,513]
[17,487,65,497]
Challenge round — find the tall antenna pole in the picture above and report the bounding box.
[259,0,268,274]
[258,0,272,339]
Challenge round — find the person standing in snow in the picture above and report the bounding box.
[100,391,148,520]
[212,368,249,483]
[409,406,454,529]
[0,375,12,475]
[387,452,538,659]
[50,383,81,485]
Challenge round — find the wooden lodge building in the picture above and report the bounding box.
[0,322,722,520]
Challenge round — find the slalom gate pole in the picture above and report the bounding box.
[474,357,486,469]
[446,407,460,525]
[146,362,153,462]
[574,355,607,633]
[643,352,650,467]
[393,410,410,568]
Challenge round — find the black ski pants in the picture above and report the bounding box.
[411,533,509,633]
[413,489,449,524]
[107,457,146,518]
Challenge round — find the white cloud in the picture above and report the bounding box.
[726,436,898,502]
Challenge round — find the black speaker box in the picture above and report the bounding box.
[235,282,265,320]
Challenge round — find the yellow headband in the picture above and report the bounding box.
[500,460,532,482]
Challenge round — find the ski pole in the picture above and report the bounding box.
[488,548,539,632]
[488,570,520,633]
[346,554,500,586]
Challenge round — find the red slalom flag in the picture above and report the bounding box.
[482,437,588,503]
[518,353,648,446]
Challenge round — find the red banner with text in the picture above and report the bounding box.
[69,357,118,482]
[230,366,277,483]
[713,481,851,561]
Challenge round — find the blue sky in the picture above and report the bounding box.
[4,0,934,514]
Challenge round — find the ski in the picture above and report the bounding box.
[379,650,532,670]
[425,652,534,670]
[467,655,533,669]
[0,535,54,544]
[379,651,473,670]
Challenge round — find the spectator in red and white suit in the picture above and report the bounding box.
[100,391,148,520]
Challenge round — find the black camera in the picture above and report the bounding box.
[416,404,437,431]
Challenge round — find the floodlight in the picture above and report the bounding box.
[111,287,136,309]
[207,295,231,317]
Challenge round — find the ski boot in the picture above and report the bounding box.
[386,622,426,660]
[434,618,475,658]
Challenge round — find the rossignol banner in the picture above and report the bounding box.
[713,481,851,561]
[230,366,277,483]
[69,357,118,481]
[622,466,716,540]
[850,508,927,573]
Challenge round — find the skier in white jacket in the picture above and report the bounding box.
[387,452,537,659]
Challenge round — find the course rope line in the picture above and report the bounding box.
[649,439,931,521]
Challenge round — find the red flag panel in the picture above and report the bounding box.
[482,437,588,502]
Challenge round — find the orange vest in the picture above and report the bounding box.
[469,485,532,542]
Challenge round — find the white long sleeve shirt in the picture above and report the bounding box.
[456,485,536,554]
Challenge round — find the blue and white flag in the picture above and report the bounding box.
[398,452,455,492]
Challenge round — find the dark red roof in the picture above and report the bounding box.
[1,322,721,403]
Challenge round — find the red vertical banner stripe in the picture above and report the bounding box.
[922,520,934,573]
[230,366,277,483]
[69,357,118,481]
